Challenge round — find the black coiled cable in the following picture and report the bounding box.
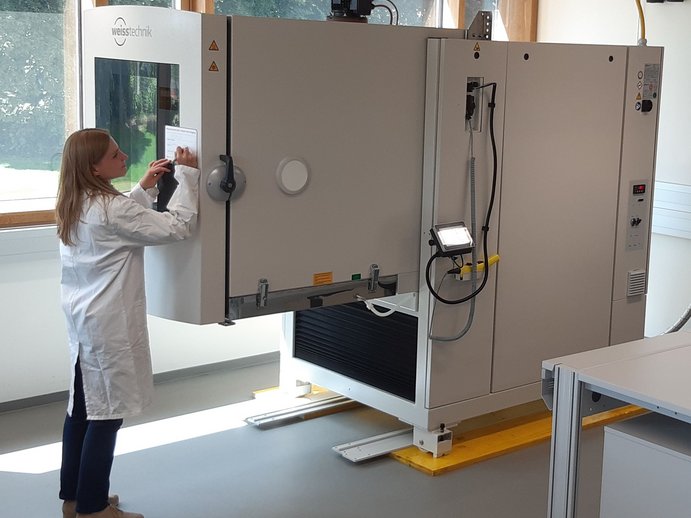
[425,82,498,305]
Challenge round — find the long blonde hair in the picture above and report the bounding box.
[56,128,121,246]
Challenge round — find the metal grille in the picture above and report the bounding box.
[627,269,647,297]
[294,302,418,402]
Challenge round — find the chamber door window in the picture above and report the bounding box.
[95,58,180,192]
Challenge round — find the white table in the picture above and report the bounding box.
[541,331,691,518]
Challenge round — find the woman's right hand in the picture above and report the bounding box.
[175,146,197,168]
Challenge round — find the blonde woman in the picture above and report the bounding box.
[55,128,199,518]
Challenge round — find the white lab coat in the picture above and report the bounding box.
[60,165,200,420]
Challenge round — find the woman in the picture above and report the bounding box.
[55,128,200,518]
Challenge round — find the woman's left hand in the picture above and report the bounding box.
[139,158,174,190]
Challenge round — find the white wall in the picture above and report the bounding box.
[539,1,639,45]
[0,226,281,405]
[647,233,691,335]
[538,0,691,336]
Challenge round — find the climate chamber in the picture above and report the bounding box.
[83,6,661,455]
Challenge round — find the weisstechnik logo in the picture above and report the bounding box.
[112,17,152,47]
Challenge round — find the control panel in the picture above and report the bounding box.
[626,180,650,250]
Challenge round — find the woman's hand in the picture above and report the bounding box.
[175,146,197,168]
[138,148,196,190]
[139,158,173,190]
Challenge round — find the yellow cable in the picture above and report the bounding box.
[635,0,646,43]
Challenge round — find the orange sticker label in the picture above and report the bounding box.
[209,61,219,72]
[313,272,333,286]
[209,40,219,51]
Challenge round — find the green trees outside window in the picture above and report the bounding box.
[1,1,66,171]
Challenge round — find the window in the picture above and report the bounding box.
[94,58,180,191]
[215,0,439,26]
[214,0,536,33]
[463,0,537,41]
[0,0,176,228]
[0,0,78,226]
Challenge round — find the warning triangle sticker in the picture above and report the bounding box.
[635,93,642,100]
[473,42,481,52]
[209,40,219,51]
[209,61,219,72]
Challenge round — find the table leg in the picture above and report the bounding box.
[548,365,583,518]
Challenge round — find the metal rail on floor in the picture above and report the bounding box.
[333,429,414,462]
[245,394,358,428]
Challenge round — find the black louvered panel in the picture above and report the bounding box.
[294,302,417,402]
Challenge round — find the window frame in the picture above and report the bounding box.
[0,0,536,230]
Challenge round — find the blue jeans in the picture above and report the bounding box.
[59,360,123,514]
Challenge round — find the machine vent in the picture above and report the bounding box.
[293,302,417,402]
[627,269,647,297]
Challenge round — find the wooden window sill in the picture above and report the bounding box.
[0,211,56,229]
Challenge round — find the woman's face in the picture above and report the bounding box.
[93,138,128,181]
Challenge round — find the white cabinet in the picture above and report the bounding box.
[601,413,691,517]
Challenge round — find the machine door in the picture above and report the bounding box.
[492,43,629,390]
[224,17,449,318]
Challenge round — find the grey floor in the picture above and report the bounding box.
[0,361,604,518]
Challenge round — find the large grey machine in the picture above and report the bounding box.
[82,6,662,456]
